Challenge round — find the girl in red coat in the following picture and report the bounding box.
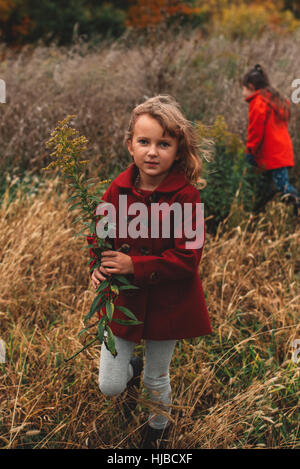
[242,64,300,213]
[88,95,212,448]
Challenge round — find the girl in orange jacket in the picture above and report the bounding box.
[242,64,300,213]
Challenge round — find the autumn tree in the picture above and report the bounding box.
[127,0,203,29]
[0,0,298,46]
[0,0,32,44]
[0,1,127,46]
[282,0,300,17]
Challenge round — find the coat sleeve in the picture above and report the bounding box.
[130,189,205,286]
[86,183,115,277]
[246,98,268,157]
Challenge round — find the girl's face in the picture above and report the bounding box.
[127,113,179,189]
[243,84,255,99]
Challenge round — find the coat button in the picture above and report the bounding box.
[120,243,130,253]
[149,271,159,283]
[140,246,150,255]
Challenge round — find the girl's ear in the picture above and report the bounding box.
[127,139,133,157]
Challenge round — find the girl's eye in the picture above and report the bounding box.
[137,139,171,147]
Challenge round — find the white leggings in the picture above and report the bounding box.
[99,336,177,430]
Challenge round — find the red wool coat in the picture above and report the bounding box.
[87,163,212,343]
[245,89,294,170]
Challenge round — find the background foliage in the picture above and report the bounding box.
[1,18,299,230]
[0,0,300,46]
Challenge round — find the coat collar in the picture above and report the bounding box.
[245,89,260,103]
[114,163,189,193]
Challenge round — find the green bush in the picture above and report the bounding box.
[9,1,127,46]
[0,170,46,208]
[215,3,299,40]
[198,116,258,232]
[81,3,126,41]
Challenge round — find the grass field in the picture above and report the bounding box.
[0,178,299,449]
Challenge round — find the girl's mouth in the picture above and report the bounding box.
[145,161,159,166]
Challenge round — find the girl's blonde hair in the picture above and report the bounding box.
[125,95,206,188]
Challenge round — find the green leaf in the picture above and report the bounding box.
[112,318,143,326]
[88,195,102,202]
[66,195,78,203]
[83,295,102,324]
[105,301,114,322]
[96,279,109,292]
[90,261,101,272]
[71,215,84,225]
[97,317,107,343]
[89,221,96,233]
[77,206,90,214]
[114,274,130,285]
[106,326,117,356]
[78,327,88,338]
[69,202,81,211]
[116,306,139,322]
[80,245,96,251]
[81,221,93,227]
[110,284,119,295]
[86,182,96,189]
[119,285,139,291]
[74,230,90,238]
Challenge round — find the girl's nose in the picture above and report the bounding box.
[147,144,158,157]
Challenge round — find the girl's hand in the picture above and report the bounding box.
[101,250,134,275]
[91,265,110,290]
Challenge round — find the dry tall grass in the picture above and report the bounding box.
[0,27,300,181]
[0,179,299,449]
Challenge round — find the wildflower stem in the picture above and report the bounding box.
[44,114,141,359]
[64,337,98,363]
